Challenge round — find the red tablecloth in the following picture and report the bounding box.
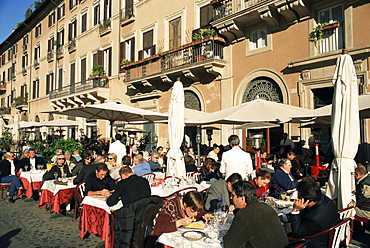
[19,177,42,198]
[79,204,114,248]
[38,188,75,214]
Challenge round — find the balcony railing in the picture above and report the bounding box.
[213,0,269,21]
[120,7,135,25]
[99,19,111,36]
[0,108,11,115]
[318,23,344,54]
[49,77,109,99]
[122,37,225,81]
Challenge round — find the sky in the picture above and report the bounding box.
[0,0,36,44]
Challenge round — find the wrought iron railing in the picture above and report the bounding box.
[213,0,269,21]
[49,77,109,99]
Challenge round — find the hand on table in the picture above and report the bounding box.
[202,213,212,222]
[176,217,192,227]
[293,198,309,211]
[101,189,111,197]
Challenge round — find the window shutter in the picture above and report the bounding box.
[82,14,87,33]
[58,68,63,89]
[73,20,77,38]
[68,23,72,40]
[143,30,153,50]
[97,50,104,66]
[81,58,86,81]
[138,50,143,60]
[131,38,135,61]
[50,73,54,91]
[33,80,36,99]
[200,5,213,28]
[108,47,112,76]
[120,41,125,61]
[46,74,50,95]
[93,53,98,66]
[151,44,156,55]
[70,63,75,85]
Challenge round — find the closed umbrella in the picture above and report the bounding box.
[166,79,186,178]
[326,51,360,210]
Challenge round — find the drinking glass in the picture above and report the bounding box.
[281,192,287,201]
[24,165,28,171]
[53,172,58,180]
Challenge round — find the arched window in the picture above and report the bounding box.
[242,77,283,103]
[184,91,201,110]
[48,113,54,121]
[34,115,40,122]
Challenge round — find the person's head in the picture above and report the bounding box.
[282,133,288,139]
[106,153,117,164]
[95,163,109,180]
[119,166,134,180]
[56,154,65,166]
[122,155,131,166]
[226,173,243,192]
[133,154,144,165]
[4,152,15,160]
[287,151,295,160]
[94,154,106,164]
[29,148,36,159]
[22,149,29,158]
[279,158,292,172]
[228,135,240,147]
[115,134,122,141]
[260,148,267,159]
[296,177,321,206]
[150,152,159,163]
[157,146,164,154]
[73,149,80,155]
[55,149,63,156]
[187,147,194,155]
[355,164,368,180]
[254,168,271,187]
[213,144,220,154]
[182,191,204,218]
[184,155,195,166]
[231,181,256,209]
[64,151,72,160]
[203,158,215,170]
[82,151,92,164]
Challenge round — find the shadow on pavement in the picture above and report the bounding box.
[0,228,21,248]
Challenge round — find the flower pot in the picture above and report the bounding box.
[322,22,340,31]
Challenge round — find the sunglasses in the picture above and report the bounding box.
[58,158,65,160]
[108,157,114,160]
[85,157,92,160]
[153,157,159,159]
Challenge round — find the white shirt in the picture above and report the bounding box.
[7,159,15,175]
[208,150,219,161]
[30,158,36,170]
[280,138,295,149]
[108,140,127,165]
[220,146,253,179]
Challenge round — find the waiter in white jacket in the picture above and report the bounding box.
[108,134,127,165]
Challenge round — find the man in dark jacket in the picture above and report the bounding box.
[354,164,370,218]
[288,177,340,248]
[25,148,46,170]
[224,181,288,248]
[0,152,23,203]
[85,163,115,197]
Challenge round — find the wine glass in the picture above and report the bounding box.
[24,165,28,171]
[53,172,58,180]
[281,192,287,201]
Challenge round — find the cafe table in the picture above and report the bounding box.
[151,182,210,198]
[19,169,46,198]
[79,196,123,248]
[38,178,76,214]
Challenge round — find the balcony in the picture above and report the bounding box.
[49,77,109,109]
[316,23,344,54]
[121,37,227,99]
[68,39,76,53]
[99,19,111,36]
[47,50,54,62]
[0,107,11,115]
[0,81,6,95]
[120,7,135,26]
[56,47,64,60]
[12,94,28,112]
[211,0,310,42]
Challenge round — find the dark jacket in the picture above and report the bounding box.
[72,160,92,176]
[43,164,72,181]
[224,199,288,248]
[114,196,163,248]
[289,195,340,248]
[0,159,12,178]
[16,157,29,170]
[271,168,298,198]
[73,163,96,185]
[25,157,46,170]
[356,174,370,212]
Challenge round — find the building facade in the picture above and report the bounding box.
[0,0,369,153]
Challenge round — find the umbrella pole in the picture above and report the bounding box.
[109,121,114,142]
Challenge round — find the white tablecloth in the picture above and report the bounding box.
[157,226,222,248]
[41,179,76,195]
[151,183,210,198]
[81,196,123,214]
[20,170,45,183]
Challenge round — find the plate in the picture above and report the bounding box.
[182,231,205,241]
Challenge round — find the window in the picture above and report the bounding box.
[58,68,63,90]
[80,58,86,82]
[1,54,5,65]
[104,48,112,76]
[48,38,54,52]
[21,85,27,98]
[46,73,54,95]
[200,4,213,28]
[57,4,65,20]
[103,0,112,20]
[7,68,11,81]
[317,5,344,53]
[22,54,28,69]
[32,79,39,99]
[8,48,13,61]
[35,24,42,38]
[94,5,100,26]
[7,95,12,107]
[120,37,135,62]
[70,63,76,85]
[68,20,77,40]
[169,17,181,49]
[23,35,28,51]
[69,0,78,10]
[48,12,55,27]
[139,30,155,60]
[124,0,134,18]
[34,46,41,63]
[250,28,267,50]
[57,29,64,45]
[81,13,87,33]
[12,62,16,79]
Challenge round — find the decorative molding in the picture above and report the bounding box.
[161,75,172,83]
[258,8,279,31]
[288,0,310,21]
[300,70,311,80]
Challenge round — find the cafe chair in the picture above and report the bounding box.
[288,218,351,248]
[164,186,198,202]
[163,176,181,186]
[186,172,201,183]
[141,173,156,185]
[74,181,85,220]
[352,203,370,235]
[285,239,310,248]
[0,182,12,199]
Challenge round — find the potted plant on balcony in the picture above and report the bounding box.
[120,59,132,69]
[68,39,76,52]
[0,106,10,114]
[0,81,6,90]
[310,21,340,44]
[88,64,108,80]
[12,93,28,107]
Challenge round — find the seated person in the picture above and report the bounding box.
[208,144,220,162]
[72,150,93,176]
[16,149,29,171]
[154,191,208,236]
[284,177,340,248]
[287,151,305,179]
[85,163,116,197]
[51,149,63,164]
[354,164,370,218]
[184,155,198,172]
[26,148,46,171]
[122,155,132,166]
[107,166,151,206]
[132,154,151,176]
[106,153,122,180]
[43,155,72,181]
[205,173,243,212]
[148,152,165,172]
[224,181,288,248]
[249,168,271,200]
[271,158,300,199]
[200,158,221,181]
[0,152,23,203]
[64,151,77,172]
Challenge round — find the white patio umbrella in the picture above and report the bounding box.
[43,102,168,137]
[41,119,79,127]
[234,122,280,130]
[326,51,360,210]
[166,79,186,178]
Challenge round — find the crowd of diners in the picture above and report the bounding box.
[0,133,369,248]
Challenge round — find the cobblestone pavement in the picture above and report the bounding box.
[0,197,103,248]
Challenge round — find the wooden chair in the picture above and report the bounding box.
[0,182,12,199]
[141,173,155,185]
[288,218,351,248]
[74,181,85,220]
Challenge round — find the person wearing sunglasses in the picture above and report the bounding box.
[148,152,165,172]
[72,150,93,177]
[106,153,122,180]
[43,154,72,181]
